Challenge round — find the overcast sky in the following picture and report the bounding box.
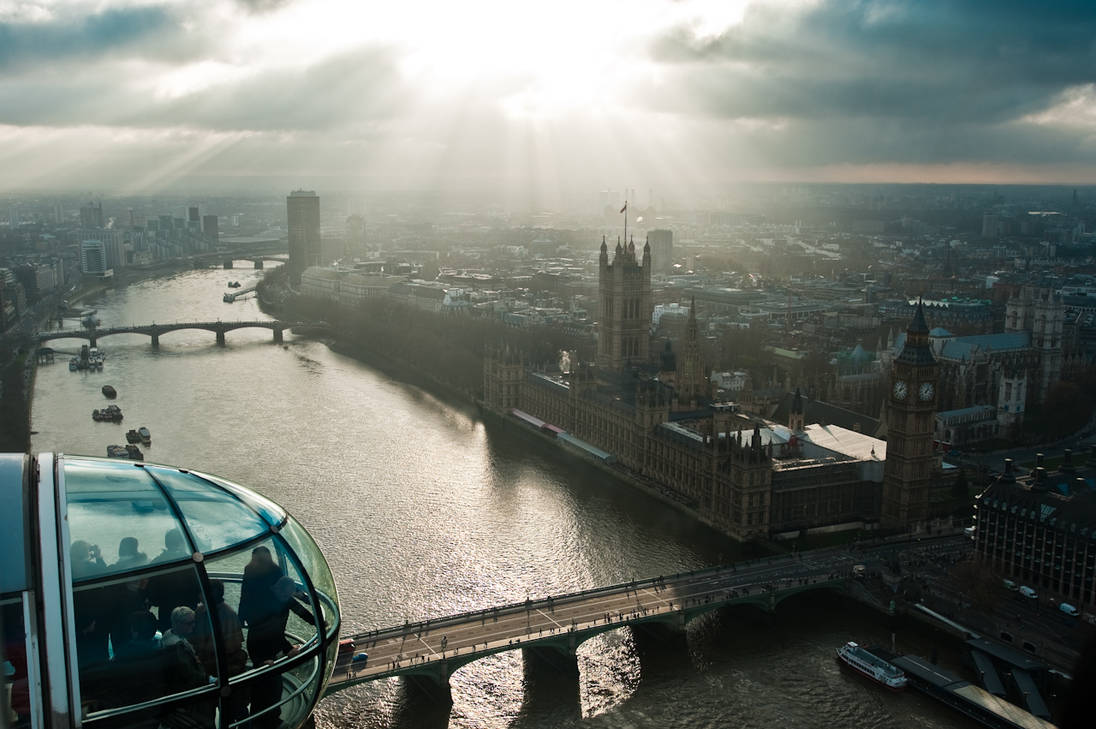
[1,0,1094,203]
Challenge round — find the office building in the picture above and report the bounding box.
[974,450,1096,609]
[80,240,107,275]
[202,214,219,243]
[287,191,321,284]
[79,202,103,230]
[648,229,674,274]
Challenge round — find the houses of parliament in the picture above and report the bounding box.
[484,236,954,540]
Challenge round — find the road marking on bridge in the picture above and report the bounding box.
[639,587,671,606]
[536,609,563,629]
[416,637,439,657]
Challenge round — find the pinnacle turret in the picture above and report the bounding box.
[909,297,929,335]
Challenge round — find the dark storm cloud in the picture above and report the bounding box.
[0,5,203,70]
[0,45,405,133]
[721,117,1094,167]
[645,0,1096,165]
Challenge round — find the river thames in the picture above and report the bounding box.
[30,267,977,729]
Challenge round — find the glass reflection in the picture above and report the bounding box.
[64,460,187,582]
[194,472,286,528]
[148,468,269,554]
[278,517,339,638]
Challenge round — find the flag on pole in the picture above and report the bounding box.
[620,201,628,214]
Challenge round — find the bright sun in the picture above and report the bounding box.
[238,0,750,120]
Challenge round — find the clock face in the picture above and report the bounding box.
[893,380,908,400]
[919,382,935,401]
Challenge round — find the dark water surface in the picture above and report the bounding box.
[31,268,975,728]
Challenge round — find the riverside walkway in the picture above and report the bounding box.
[325,535,970,698]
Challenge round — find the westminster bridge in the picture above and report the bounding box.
[37,320,315,347]
[325,534,972,701]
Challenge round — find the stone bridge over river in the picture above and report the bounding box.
[325,536,973,701]
[38,320,308,347]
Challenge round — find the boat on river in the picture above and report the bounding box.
[102,385,117,398]
[92,405,123,423]
[138,426,151,445]
[836,642,907,690]
[106,445,128,458]
[125,429,141,443]
[125,444,144,460]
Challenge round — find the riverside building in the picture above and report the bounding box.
[483,238,954,540]
[973,450,1096,610]
[286,191,321,285]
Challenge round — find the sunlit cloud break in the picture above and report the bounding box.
[1,0,1094,197]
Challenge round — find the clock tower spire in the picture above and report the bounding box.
[882,299,940,529]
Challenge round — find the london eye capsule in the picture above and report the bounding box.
[1,453,341,729]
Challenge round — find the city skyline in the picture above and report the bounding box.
[0,0,1094,204]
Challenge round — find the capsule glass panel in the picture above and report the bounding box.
[278,516,339,639]
[205,540,320,673]
[73,564,216,721]
[64,459,188,581]
[194,471,286,528]
[148,467,270,554]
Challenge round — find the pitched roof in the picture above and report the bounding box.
[938,331,1031,361]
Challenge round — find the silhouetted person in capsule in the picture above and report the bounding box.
[161,607,214,729]
[147,529,201,631]
[239,546,281,630]
[247,576,316,729]
[111,536,148,570]
[70,540,106,580]
[111,610,165,708]
[195,580,249,724]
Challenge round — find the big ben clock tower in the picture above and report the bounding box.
[882,299,939,528]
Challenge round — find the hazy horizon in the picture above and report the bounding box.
[2,0,1095,203]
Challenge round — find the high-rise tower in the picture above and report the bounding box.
[882,300,939,528]
[287,190,321,284]
[647,229,674,274]
[597,236,652,371]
